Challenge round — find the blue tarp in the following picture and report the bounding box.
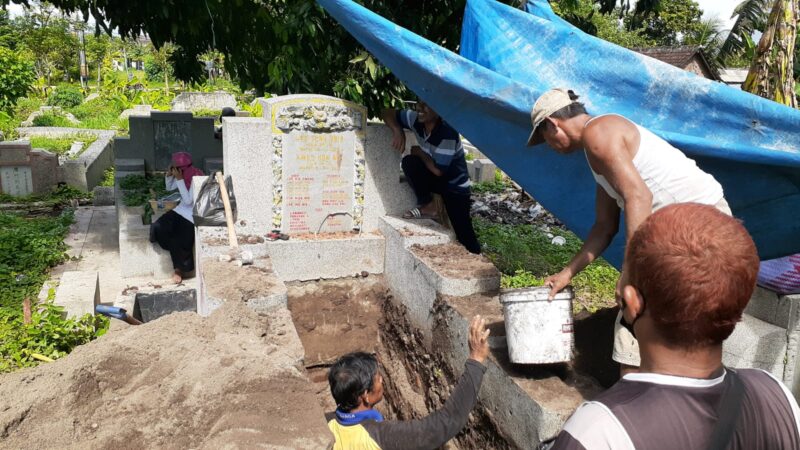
[317,0,800,268]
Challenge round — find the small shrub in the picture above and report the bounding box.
[31,112,73,127]
[13,97,44,120]
[47,85,84,108]
[193,108,222,119]
[100,167,115,187]
[119,174,169,206]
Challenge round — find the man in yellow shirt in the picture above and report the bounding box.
[327,316,490,450]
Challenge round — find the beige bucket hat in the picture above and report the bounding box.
[527,88,574,146]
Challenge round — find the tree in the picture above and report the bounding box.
[742,0,798,107]
[12,2,79,84]
[150,42,175,94]
[625,0,704,46]
[85,33,110,85]
[0,46,35,109]
[551,0,655,48]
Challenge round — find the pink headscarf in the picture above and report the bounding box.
[171,152,204,190]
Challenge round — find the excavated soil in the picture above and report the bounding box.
[287,277,388,367]
[410,243,500,280]
[201,258,278,302]
[288,277,395,417]
[0,302,330,449]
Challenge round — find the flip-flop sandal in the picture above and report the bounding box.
[403,207,437,220]
[266,231,289,241]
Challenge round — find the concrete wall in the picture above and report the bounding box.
[171,92,236,112]
[114,111,221,173]
[17,127,115,191]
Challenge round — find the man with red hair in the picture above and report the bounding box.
[549,204,800,449]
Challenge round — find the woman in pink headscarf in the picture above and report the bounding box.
[150,152,204,284]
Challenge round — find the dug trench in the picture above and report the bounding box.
[288,276,619,449]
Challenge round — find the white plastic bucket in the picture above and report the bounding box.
[500,286,574,364]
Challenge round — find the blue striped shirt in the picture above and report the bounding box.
[397,110,471,194]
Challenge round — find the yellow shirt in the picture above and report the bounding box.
[328,419,382,450]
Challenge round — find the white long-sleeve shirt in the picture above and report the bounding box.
[165,176,194,224]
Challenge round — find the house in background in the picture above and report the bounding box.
[633,46,722,82]
[719,68,750,90]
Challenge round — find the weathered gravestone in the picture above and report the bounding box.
[258,95,366,234]
[170,92,237,112]
[114,111,222,173]
[0,141,59,196]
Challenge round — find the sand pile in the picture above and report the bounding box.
[0,302,331,449]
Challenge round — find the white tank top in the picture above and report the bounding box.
[585,115,724,211]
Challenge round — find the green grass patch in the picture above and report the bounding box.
[0,185,90,205]
[119,174,170,207]
[474,217,618,313]
[0,210,108,373]
[31,112,75,127]
[68,97,128,133]
[28,133,98,157]
[471,170,508,194]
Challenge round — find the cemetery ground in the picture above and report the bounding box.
[0,84,621,447]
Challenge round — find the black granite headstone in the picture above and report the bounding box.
[133,289,197,323]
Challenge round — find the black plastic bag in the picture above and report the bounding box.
[193,172,237,227]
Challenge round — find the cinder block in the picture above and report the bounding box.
[473,158,497,183]
[133,289,197,323]
[745,286,784,326]
[53,271,100,318]
[723,313,787,377]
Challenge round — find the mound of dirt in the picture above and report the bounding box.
[0,302,331,449]
[410,243,500,280]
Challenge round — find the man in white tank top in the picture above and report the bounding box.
[526,88,728,374]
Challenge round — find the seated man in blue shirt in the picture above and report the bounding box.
[382,101,480,254]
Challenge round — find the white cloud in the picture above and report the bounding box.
[694,0,740,30]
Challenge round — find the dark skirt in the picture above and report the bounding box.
[149,210,195,273]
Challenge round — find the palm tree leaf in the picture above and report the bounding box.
[719,0,771,60]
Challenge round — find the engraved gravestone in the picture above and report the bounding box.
[260,95,367,234]
[0,141,59,196]
[153,120,192,170]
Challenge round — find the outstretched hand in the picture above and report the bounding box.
[544,269,572,301]
[468,315,491,364]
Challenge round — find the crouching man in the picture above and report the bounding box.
[550,204,800,449]
[327,316,490,450]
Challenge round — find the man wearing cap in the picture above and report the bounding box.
[528,88,729,375]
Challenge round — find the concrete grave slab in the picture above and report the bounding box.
[53,271,100,318]
[115,111,221,172]
[170,92,236,112]
[0,141,59,196]
[18,127,115,191]
[256,95,367,234]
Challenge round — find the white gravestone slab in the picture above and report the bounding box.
[263,96,367,234]
[282,132,356,233]
[1,166,33,196]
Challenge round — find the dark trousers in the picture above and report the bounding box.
[150,210,196,273]
[402,155,481,254]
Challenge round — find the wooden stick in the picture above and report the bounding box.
[215,172,238,249]
[23,297,32,325]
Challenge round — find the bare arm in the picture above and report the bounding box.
[546,186,620,298]
[584,125,652,243]
[381,108,406,152]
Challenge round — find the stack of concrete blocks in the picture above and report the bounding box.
[724,287,800,398]
[0,141,59,196]
[170,92,237,112]
[114,111,222,173]
[18,127,115,191]
[53,271,100,318]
